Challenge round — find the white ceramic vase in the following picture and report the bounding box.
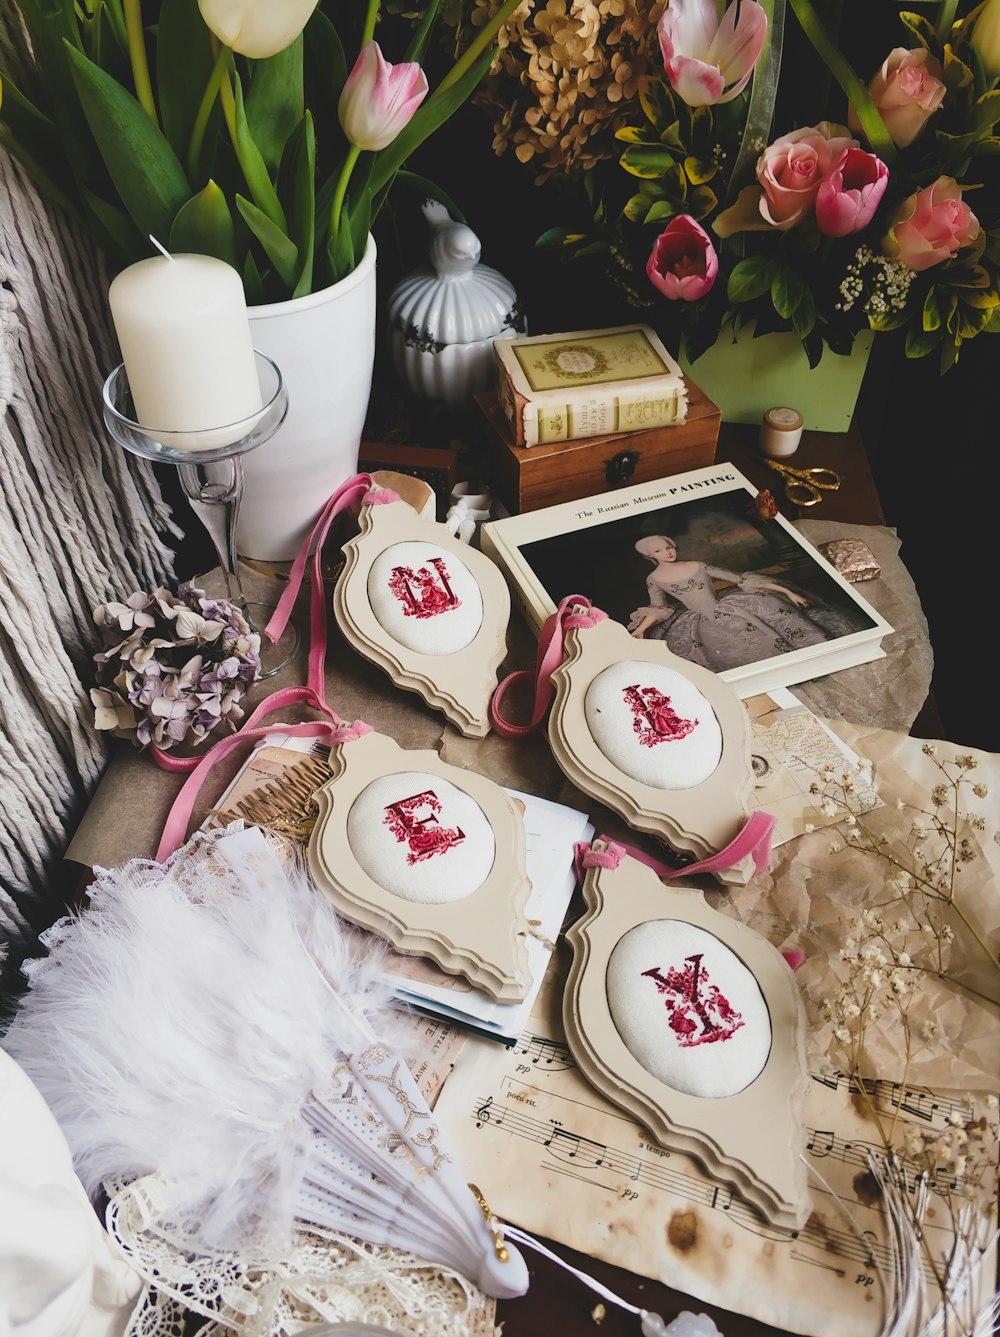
[238,236,377,561]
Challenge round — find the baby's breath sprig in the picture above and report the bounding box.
[811,747,999,1005]
[808,747,998,1328]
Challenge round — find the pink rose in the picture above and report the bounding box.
[756,122,855,229]
[881,176,981,272]
[815,148,889,237]
[850,48,946,148]
[646,215,718,300]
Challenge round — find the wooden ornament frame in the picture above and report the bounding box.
[563,844,811,1230]
[548,611,756,882]
[308,731,532,1001]
[334,499,511,737]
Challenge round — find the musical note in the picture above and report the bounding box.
[475,1098,492,1128]
[807,1129,836,1158]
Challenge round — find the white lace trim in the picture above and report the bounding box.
[109,1174,497,1337]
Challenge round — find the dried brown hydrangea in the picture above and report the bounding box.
[455,0,665,180]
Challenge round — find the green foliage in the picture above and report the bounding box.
[0,0,508,300]
[544,0,1000,372]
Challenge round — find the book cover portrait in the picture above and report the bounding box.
[482,467,893,698]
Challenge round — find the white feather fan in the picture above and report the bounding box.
[3,825,527,1301]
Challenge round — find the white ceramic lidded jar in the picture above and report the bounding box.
[387,200,525,410]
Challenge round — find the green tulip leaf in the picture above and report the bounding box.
[278,112,316,299]
[235,193,299,289]
[246,36,305,175]
[727,255,777,303]
[84,4,130,87]
[405,0,442,65]
[64,40,191,242]
[156,0,215,158]
[81,184,146,261]
[169,180,238,267]
[243,249,265,305]
[368,46,496,200]
[232,71,287,232]
[348,186,371,268]
[0,122,82,221]
[327,216,355,285]
[304,9,347,104]
[0,72,61,165]
[787,0,901,173]
[20,3,105,184]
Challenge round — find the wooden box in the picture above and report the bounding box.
[473,377,721,514]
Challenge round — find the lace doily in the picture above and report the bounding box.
[109,1175,497,1337]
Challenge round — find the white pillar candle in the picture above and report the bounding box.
[108,253,263,450]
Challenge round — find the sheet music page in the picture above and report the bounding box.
[434,960,995,1337]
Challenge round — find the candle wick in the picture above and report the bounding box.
[149,235,174,262]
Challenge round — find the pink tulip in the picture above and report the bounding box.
[658,0,767,107]
[338,41,428,152]
[882,176,981,272]
[850,48,946,149]
[646,215,718,300]
[755,122,855,229]
[815,148,889,237]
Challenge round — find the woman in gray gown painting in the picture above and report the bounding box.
[628,534,854,671]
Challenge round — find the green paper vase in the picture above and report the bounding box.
[680,325,874,433]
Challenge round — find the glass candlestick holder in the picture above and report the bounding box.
[102,351,298,679]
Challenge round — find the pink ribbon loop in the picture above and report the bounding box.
[574,811,776,885]
[152,472,378,860]
[491,595,606,738]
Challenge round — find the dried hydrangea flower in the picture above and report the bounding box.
[455,0,665,180]
[91,584,261,753]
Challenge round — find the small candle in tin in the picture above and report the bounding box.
[759,406,804,459]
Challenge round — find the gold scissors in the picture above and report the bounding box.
[764,460,843,507]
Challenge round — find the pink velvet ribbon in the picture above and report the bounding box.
[575,834,801,966]
[490,595,607,737]
[573,812,776,884]
[153,478,398,861]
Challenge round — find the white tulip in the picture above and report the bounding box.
[198,0,320,59]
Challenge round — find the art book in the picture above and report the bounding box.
[480,463,893,698]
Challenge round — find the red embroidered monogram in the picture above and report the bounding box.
[641,954,744,1046]
[623,685,698,748]
[383,790,466,865]
[387,558,460,618]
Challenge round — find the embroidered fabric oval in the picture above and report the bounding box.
[347,771,496,903]
[584,660,722,790]
[607,920,771,1098]
[368,541,484,655]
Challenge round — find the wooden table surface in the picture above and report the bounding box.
[493,418,940,1336]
